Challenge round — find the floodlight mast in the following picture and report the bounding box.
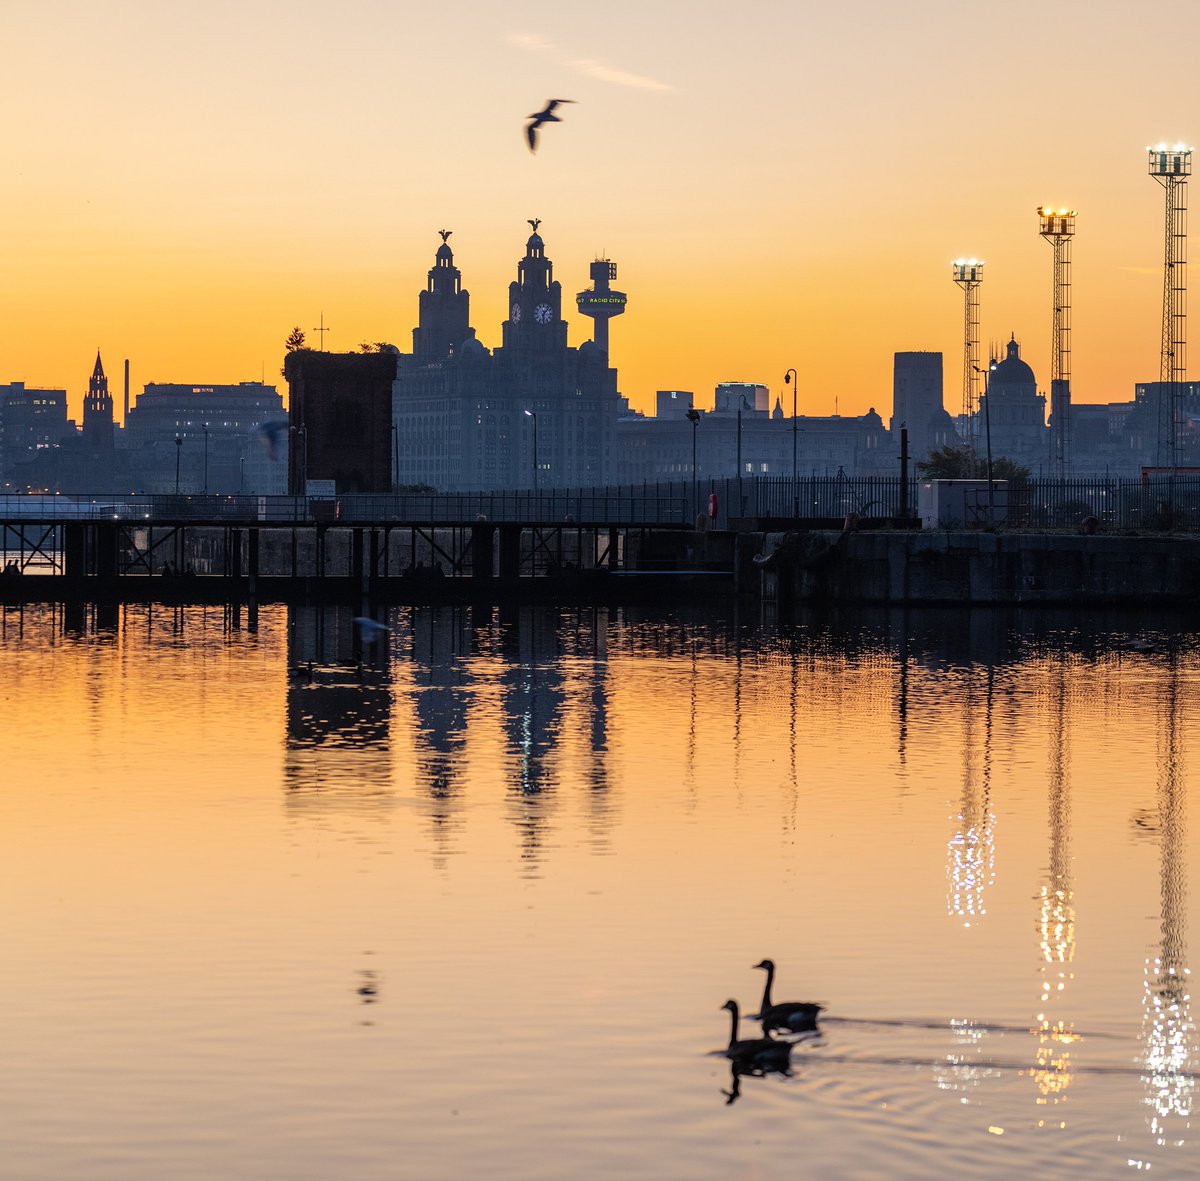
[1148,144,1193,469]
[1039,207,1076,478]
[952,259,985,456]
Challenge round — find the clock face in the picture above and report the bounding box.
[534,302,553,325]
[511,302,522,323]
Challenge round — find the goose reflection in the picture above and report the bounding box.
[720,999,793,1073]
[720,1057,784,1106]
[752,959,823,1033]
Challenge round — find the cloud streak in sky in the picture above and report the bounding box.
[506,33,675,93]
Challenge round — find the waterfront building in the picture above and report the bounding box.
[615,386,890,483]
[976,337,1049,471]
[124,381,287,494]
[390,224,623,491]
[0,382,71,488]
[282,354,392,493]
[891,352,957,462]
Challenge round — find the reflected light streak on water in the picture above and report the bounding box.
[1,601,1198,1181]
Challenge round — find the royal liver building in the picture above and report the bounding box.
[392,224,625,491]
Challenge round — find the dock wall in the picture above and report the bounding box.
[755,530,1200,605]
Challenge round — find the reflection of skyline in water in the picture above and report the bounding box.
[407,607,474,865]
[284,607,393,806]
[380,605,619,868]
[4,602,1200,1176]
[499,606,568,869]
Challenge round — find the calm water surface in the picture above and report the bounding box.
[0,602,1196,1179]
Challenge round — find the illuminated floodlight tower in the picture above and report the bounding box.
[1039,207,1076,478]
[1148,143,1193,468]
[952,259,985,452]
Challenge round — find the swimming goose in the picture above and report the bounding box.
[753,959,823,1032]
[721,999,792,1067]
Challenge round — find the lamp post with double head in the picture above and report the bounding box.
[784,368,798,518]
[735,393,754,516]
[523,409,539,493]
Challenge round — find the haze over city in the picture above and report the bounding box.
[3,0,1195,420]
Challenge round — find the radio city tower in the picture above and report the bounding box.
[575,259,627,358]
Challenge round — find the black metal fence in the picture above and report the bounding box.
[6,475,1200,530]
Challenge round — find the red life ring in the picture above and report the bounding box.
[707,493,719,520]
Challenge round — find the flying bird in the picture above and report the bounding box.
[526,99,575,153]
[254,420,288,462]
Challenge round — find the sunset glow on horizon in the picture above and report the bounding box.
[3,0,1196,422]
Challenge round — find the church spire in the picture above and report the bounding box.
[84,348,114,451]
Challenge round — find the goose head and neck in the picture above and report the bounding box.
[753,959,776,1009]
[721,999,741,1049]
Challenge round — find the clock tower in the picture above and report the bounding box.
[82,350,114,451]
[502,219,568,352]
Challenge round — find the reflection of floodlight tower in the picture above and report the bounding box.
[1039,207,1076,478]
[938,668,1000,1099]
[952,260,985,453]
[1148,144,1192,469]
[947,669,996,927]
[1034,663,1078,1125]
[575,259,627,358]
[1136,662,1195,1161]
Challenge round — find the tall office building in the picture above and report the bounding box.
[891,352,955,461]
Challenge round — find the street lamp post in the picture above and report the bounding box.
[202,423,209,494]
[288,424,309,495]
[174,434,182,495]
[784,368,798,518]
[735,393,753,516]
[686,408,701,524]
[523,409,539,493]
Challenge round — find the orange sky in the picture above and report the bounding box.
[2,1,1197,421]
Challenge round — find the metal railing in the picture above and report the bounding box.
[6,476,1200,531]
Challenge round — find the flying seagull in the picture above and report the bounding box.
[526,99,575,153]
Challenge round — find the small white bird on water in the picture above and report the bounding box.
[353,616,390,640]
[526,99,575,153]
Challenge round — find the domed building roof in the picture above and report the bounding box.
[457,331,487,359]
[435,242,453,262]
[989,336,1036,389]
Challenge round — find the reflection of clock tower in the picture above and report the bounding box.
[502,219,568,352]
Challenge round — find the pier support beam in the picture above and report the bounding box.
[498,524,521,580]
[63,524,86,579]
[472,522,494,582]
